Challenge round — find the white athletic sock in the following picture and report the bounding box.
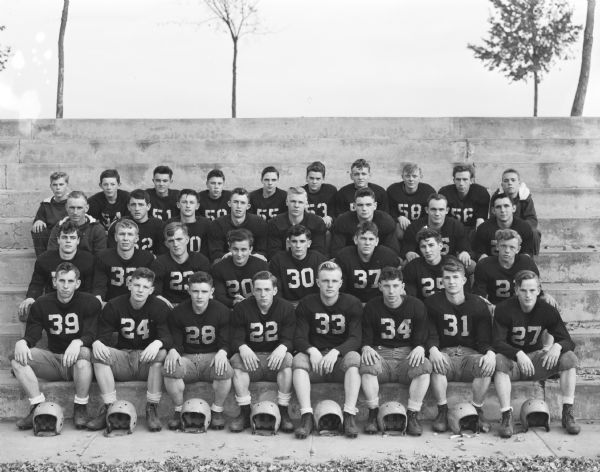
[74,395,89,405]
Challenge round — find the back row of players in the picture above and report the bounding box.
[13,159,578,438]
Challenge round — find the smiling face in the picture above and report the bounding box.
[178,194,200,218]
[152,173,172,197]
[230,239,252,267]
[402,169,421,194]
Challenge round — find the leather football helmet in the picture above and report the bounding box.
[105,400,137,437]
[314,400,343,436]
[250,401,281,435]
[33,402,64,436]
[377,401,407,435]
[520,398,550,432]
[181,398,211,433]
[448,402,479,435]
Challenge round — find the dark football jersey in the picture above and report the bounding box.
[96,294,172,350]
[168,298,230,355]
[267,212,327,258]
[150,252,210,303]
[303,183,337,219]
[493,297,574,359]
[87,190,130,231]
[249,188,288,221]
[164,217,210,258]
[334,183,389,216]
[425,292,492,353]
[403,257,445,301]
[362,295,428,349]
[473,216,535,259]
[386,182,436,221]
[401,217,471,259]
[146,188,180,221]
[439,184,490,228]
[473,255,539,304]
[231,296,296,353]
[330,210,399,258]
[108,217,164,256]
[198,190,232,221]
[208,213,268,261]
[23,292,100,354]
[335,245,400,303]
[294,293,362,355]
[269,250,328,302]
[211,256,269,307]
[26,249,94,299]
[93,248,155,301]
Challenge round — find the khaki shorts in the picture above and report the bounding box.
[162,352,233,382]
[359,346,432,383]
[93,348,167,381]
[230,352,293,382]
[292,350,360,383]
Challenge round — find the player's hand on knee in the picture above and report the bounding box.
[541,344,561,370]
[92,340,112,364]
[63,340,82,367]
[164,349,181,375]
[140,340,162,363]
[360,346,380,366]
[479,350,496,377]
[239,345,259,372]
[18,298,35,322]
[320,349,339,375]
[308,348,323,374]
[14,339,32,366]
[429,347,446,373]
[267,345,287,371]
[212,350,229,376]
[516,351,535,377]
[408,346,425,368]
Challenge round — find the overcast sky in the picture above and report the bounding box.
[0,0,598,119]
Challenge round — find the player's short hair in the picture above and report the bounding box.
[491,192,512,207]
[317,260,342,277]
[67,190,88,202]
[230,187,249,199]
[306,161,326,177]
[287,186,307,200]
[495,229,522,245]
[227,228,254,247]
[350,158,370,172]
[261,166,279,179]
[379,266,403,283]
[427,193,448,206]
[502,168,521,179]
[57,220,80,238]
[252,270,278,287]
[130,267,155,285]
[55,261,80,280]
[452,164,475,179]
[188,271,213,287]
[164,221,188,239]
[153,165,173,178]
[514,270,540,288]
[50,171,69,183]
[178,188,199,201]
[402,163,422,176]
[355,221,379,238]
[441,255,466,276]
[354,187,376,202]
[416,227,442,244]
[114,218,139,235]
[129,189,151,204]
[206,169,225,181]
[99,169,121,184]
[287,224,312,240]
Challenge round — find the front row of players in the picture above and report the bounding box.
[11,260,580,438]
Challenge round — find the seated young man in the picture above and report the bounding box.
[208,187,268,263]
[87,169,130,231]
[473,193,535,260]
[267,186,327,258]
[11,262,101,430]
[146,165,180,221]
[86,268,172,432]
[212,229,269,308]
[386,163,436,241]
[93,219,155,306]
[293,261,362,439]
[360,267,431,436]
[31,171,69,256]
[163,271,233,430]
[493,270,580,438]
[19,221,94,322]
[335,221,400,303]
[228,271,296,433]
[108,189,164,255]
[425,257,495,433]
[269,225,328,305]
[168,188,211,258]
[330,187,398,258]
[151,222,210,305]
[303,161,337,230]
[198,168,231,221]
[249,166,288,221]
[334,158,389,216]
[403,228,448,301]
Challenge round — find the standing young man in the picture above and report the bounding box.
[169,189,211,258]
[198,169,231,221]
[31,171,70,256]
[334,158,389,216]
[303,161,337,230]
[87,169,130,231]
[146,165,180,221]
[249,166,288,221]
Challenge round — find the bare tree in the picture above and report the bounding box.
[203,0,260,118]
[56,0,69,118]
[0,25,11,72]
[571,0,595,116]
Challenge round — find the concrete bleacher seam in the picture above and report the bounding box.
[0,117,598,421]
